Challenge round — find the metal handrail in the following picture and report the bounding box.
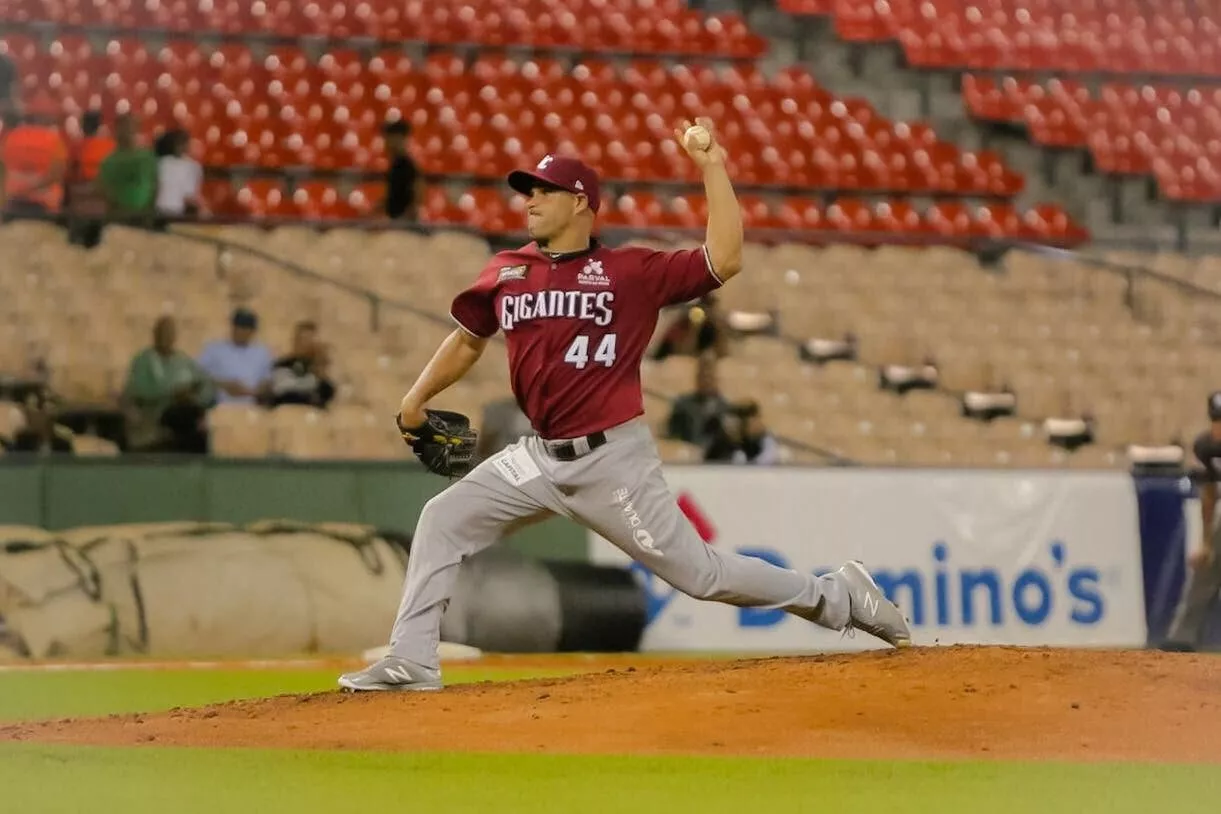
[13,213,1207,464]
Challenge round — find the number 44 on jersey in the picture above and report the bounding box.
[564,333,618,369]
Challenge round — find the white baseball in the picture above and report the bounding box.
[684,125,711,151]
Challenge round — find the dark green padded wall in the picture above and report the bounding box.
[0,459,586,561]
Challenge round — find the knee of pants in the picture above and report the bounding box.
[413,489,467,554]
[659,550,724,602]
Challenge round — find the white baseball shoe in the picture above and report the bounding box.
[338,656,443,692]
[835,560,913,648]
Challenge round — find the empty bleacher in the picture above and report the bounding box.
[3,219,1204,467]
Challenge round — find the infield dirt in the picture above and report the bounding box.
[3,646,1218,762]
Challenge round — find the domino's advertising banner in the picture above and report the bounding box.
[588,468,1148,651]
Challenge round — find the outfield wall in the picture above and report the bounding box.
[589,468,1217,652]
[2,459,1214,652]
[0,458,586,561]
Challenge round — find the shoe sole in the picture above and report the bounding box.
[844,560,913,648]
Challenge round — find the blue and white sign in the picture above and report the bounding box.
[589,468,1148,652]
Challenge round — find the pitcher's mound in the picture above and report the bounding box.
[3,646,1219,761]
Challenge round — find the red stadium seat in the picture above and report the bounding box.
[0,5,1091,239]
[789,0,1221,78]
[965,77,1221,201]
[232,179,288,219]
[11,0,767,58]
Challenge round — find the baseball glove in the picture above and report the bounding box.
[396,409,478,478]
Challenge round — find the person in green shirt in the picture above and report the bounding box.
[98,112,158,221]
[122,315,215,453]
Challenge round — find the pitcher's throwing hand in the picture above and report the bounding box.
[674,117,728,167]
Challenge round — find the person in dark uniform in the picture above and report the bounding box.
[1162,391,1221,651]
[0,52,17,110]
[382,119,421,221]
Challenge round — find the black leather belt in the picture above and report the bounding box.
[544,431,608,461]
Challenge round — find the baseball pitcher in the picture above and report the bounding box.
[340,119,911,692]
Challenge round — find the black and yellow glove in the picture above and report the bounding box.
[396,409,478,478]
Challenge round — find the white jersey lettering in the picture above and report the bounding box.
[500,290,615,332]
[594,291,613,326]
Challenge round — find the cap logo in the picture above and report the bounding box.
[574,180,584,190]
[537,155,554,170]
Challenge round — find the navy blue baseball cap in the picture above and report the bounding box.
[507,154,601,213]
[231,307,258,329]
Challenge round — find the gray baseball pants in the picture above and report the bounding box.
[388,418,850,670]
[1166,520,1221,648]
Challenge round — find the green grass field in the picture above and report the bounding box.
[0,661,1217,814]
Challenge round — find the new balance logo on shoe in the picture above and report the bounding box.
[861,592,880,617]
[384,665,415,683]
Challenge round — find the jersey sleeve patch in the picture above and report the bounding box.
[450,257,511,338]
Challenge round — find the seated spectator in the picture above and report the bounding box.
[267,321,335,408]
[476,395,534,460]
[153,128,201,221]
[1,389,74,454]
[121,315,214,453]
[382,119,421,220]
[1,94,67,218]
[726,402,781,466]
[650,293,730,362]
[198,308,274,405]
[98,112,158,223]
[665,355,732,448]
[65,109,114,248]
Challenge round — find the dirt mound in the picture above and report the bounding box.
[4,646,1219,761]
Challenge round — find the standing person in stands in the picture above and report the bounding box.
[1,94,67,218]
[97,112,158,225]
[381,119,422,221]
[154,128,202,222]
[65,108,114,247]
[0,51,17,111]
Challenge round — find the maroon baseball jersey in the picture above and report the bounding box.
[451,240,723,439]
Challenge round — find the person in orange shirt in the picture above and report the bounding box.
[65,109,115,247]
[1,95,67,218]
[74,110,115,181]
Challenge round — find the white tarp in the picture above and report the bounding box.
[0,521,411,659]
